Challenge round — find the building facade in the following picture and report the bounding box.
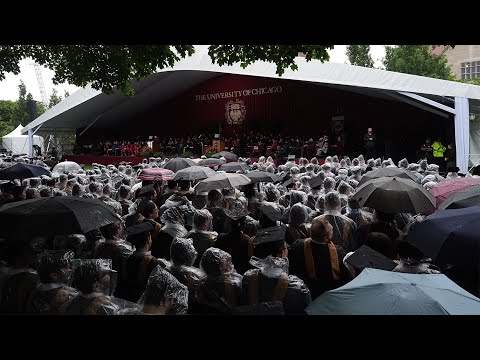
[433,45,480,80]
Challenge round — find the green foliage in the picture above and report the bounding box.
[0,100,16,123]
[12,80,29,127]
[0,45,333,96]
[346,45,374,67]
[140,151,152,157]
[204,149,216,157]
[49,88,63,108]
[382,45,454,79]
[0,121,13,137]
[180,151,193,158]
[153,151,165,158]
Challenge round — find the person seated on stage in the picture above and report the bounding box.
[27,250,79,314]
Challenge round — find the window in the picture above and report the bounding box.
[461,61,480,79]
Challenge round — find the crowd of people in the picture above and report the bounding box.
[74,129,343,161]
[0,147,478,315]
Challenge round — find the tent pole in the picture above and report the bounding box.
[454,97,469,174]
[28,128,34,158]
[79,113,104,137]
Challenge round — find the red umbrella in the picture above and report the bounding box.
[429,177,480,208]
[137,168,174,181]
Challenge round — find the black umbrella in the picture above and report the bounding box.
[0,196,120,238]
[245,171,282,183]
[162,158,197,172]
[352,177,435,214]
[198,158,224,167]
[211,151,238,161]
[439,184,480,210]
[357,167,420,187]
[218,162,249,173]
[406,205,480,263]
[0,163,51,180]
[173,166,216,181]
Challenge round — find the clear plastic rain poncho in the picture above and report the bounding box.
[161,207,189,239]
[423,181,437,191]
[63,259,138,315]
[137,265,189,315]
[249,255,289,277]
[398,158,409,169]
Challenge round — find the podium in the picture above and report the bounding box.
[212,140,225,152]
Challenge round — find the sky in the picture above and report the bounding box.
[0,45,387,102]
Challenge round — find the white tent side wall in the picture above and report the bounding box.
[470,121,480,167]
[1,134,44,155]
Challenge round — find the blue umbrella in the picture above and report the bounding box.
[406,205,480,264]
[305,268,480,315]
[0,163,51,180]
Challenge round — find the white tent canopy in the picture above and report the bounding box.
[20,46,480,172]
[2,124,44,155]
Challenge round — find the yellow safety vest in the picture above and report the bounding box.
[432,142,446,158]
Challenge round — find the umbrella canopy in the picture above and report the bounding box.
[429,178,480,208]
[353,177,436,214]
[439,184,480,210]
[162,158,197,172]
[173,166,216,181]
[52,161,82,174]
[218,162,249,173]
[211,151,238,161]
[137,168,174,181]
[245,171,282,183]
[0,163,51,180]
[308,174,324,189]
[406,205,480,263]
[198,158,224,167]
[0,196,120,238]
[305,268,480,315]
[194,173,251,193]
[357,167,420,187]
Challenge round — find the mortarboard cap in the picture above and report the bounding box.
[126,221,155,242]
[308,174,324,189]
[257,203,284,222]
[224,205,248,221]
[138,184,155,197]
[345,245,397,272]
[253,226,287,258]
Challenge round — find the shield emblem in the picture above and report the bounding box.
[225,99,246,125]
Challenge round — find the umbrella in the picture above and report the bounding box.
[0,196,120,238]
[439,184,480,210]
[357,167,420,187]
[245,171,282,183]
[0,163,51,180]
[211,151,238,161]
[352,177,435,214]
[137,168,174,181]
[173,166,216,181]
[162,158,197,172]
[198,158,224,167]
[52,161,82,174]
[194,173,251,193]
[406,205,480,263]
[218,162,249,173]
[429,178,480,208]
[305,268,480,315]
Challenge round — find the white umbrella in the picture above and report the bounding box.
[194,173,251,193]
[173,166,216,181]
[52,161,82,174]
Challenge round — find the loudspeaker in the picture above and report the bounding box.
[27,100,37,121]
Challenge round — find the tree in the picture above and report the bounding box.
[382,45,454,79]
[0,45,334,96]
[64,90,70,98]
[11,80,29,127]
[49,88,62,108]
[0,100,16,137]
[346,45,374,67]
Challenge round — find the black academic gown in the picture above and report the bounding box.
[215,230,252,275]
